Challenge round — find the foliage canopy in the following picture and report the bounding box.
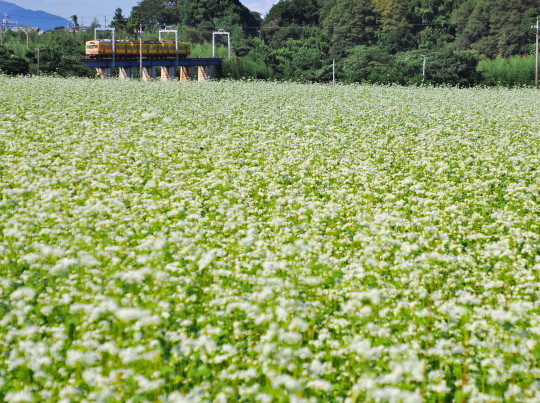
[0,0,538,85]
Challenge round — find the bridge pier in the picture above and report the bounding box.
[141,66,156,81]
[198,66,211,82]
[180,66,191,81]
[84,58,222,82]
[95,67,112,78]
[160,66,176,81]
[119,67,135,80]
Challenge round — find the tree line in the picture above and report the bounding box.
[1,0,539,86]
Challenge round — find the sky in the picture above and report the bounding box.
[7,0,278,24]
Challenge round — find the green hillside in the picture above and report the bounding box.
[0,0,538,86]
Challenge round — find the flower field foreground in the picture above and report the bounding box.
[0,77,539,402]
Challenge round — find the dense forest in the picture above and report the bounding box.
[0,0,539,86]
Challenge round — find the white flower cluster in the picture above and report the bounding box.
[0,76,539,401]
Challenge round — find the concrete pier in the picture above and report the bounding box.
[198,66,210,82]
[95,67,112,78]
[119,67,135,79]
[84,58,222,82]
[180,66,191,81]
[141,66,156,81]
[160,66,176,81]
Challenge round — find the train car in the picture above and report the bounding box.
[85,40,190,58]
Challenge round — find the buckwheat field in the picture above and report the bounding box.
[0,76,539,402]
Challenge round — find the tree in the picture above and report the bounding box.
[0,46,29,75]
[262,0,321,48]
[376,25,416,54]
[342,45,395,83]
[70,15,80,31]
[126,7,142,35]
[424,45,479,86]
[137,0,178,26]
[453,0,540,57]
[177,0,260,35]
[25,47,94,77]
[323,0,380,57]
[371,0,415,53]
[403,0,463,48]
[111,9,128,32]
[264,0,320,26]
[127,0,261,39]
[319,0,339,23]
[268,28,331,81]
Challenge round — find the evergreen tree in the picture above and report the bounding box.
[453,0,540,57]
[262,0,321,48]
[70,15,80,31]
[111,8,128,32]
[323,0,380,57]
[0,46,29,75]
[126,7,142,35]
[404,0,463,48]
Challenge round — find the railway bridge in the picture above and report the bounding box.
[82,57,223,81]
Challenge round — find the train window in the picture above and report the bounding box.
[87,45,98,49]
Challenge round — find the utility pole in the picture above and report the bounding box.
[0,13,12,46]
[36,48,40,75]
[533,17,539,89]
[332,59,335,85]
[422,56,427,83]
[22,25,32,48]
[139,23,143,80]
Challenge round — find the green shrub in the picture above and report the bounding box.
[221,57,273,80]
[478,55,535,87]
[0,46,30,75]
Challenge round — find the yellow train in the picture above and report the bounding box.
[85,40,190,58]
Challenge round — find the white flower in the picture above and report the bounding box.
[115,307,151,322]
[429,381,450,394]
[20,253,41,264]
[272,374,300,391]
[5,389,33,402]
[134,375,164,392]
[198,250,216,270]
[51,257,77,274]
[288,317,309,332]
[167,392,191,403]
[306,379,332,392]
[10,287,36,301]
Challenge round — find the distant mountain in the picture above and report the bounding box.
[0,1,70,30]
